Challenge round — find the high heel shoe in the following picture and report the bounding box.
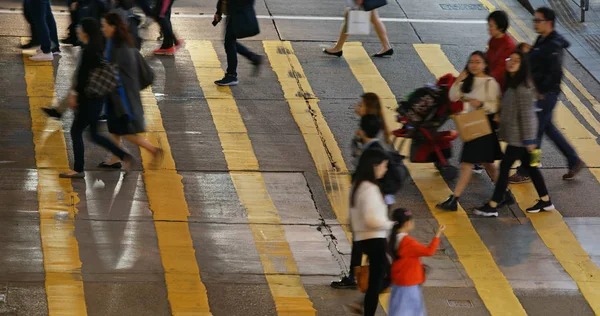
[372,48,394,58]
[323,48,343,57]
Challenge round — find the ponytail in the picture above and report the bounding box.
[387,208,413,261]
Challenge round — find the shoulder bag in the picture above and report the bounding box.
[85,59,119,98]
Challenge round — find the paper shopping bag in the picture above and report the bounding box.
[454,109,492,142]
[346,10,370,35]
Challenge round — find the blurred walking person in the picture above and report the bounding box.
[475,51,554,216]
[29,0,60,61]
[58,18,133,178]
[153,0,183,55]
[508,7,584,184]
[100,12,163,169]
[213,0,263,86]
[346,148,393,315]
[387,208,445,316]
[21,0,39,49]
[323,0,392,57]
[485,11,515,92]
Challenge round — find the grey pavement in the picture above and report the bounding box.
[0,0,600,315]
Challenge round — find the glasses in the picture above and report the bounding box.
[533,18,548,24]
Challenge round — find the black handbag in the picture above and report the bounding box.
[230,5,260,39]
[135,50,154,90]
[363,0,387,11]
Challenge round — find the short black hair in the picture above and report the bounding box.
[488,11,509,33]
[360,114,381,139]
[536,7,556,27]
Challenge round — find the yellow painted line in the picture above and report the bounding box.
[407,43,525,315]
[187,40,316,315]
[21,39,88,315]
[478,0,600,134]
[262,40,352,236]
[137,62,211,314]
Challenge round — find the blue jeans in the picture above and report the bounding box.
[23,0,38,43]
[31,0,58,53]
[517,92,580,176]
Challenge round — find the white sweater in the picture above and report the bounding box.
[449,76,501,115]
[349,182,394,241]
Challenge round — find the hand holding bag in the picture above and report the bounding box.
[85,59,119,98]
[346,10,371,35]
[454,109,492,142]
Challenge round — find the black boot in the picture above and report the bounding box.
[437,195,458,211]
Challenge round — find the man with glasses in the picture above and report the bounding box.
[508,7,585,184]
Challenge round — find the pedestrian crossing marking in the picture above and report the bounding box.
[263,40,352,241]
[187,40,316,315]
[137,76,212,314]
[21,39,88,315]
[392,43,526,315]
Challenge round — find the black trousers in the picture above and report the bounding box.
[224,19,258,77]
[156,0,176,48]
[356,238,390,316]
[71,99,128,173]
[348,241,362,279]
[492,145,549,203]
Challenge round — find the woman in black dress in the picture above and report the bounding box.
[437,51,507,211]
[59,18,133,178]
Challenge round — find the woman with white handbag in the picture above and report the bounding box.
[323,0,393,58]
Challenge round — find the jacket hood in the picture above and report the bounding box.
[547,31,570,49]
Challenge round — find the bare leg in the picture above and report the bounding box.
[482,162,498,183]
[326,9,350,53]
[454,163,474,198]
[122,134,158,154]
[370,10,391,54]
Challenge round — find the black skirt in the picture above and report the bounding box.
[460,114,503,163]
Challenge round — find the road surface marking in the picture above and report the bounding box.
[21,38,88,315]
[136,54,212,314]
[411,43,527,316]
[262,40,352,239]
[187,40,316,315]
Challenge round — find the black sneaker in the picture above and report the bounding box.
[42,107,62,119]
[526,200,555,213]
[474,204,499,217]
[330,276,356,289]
[20,41,39,49]
[251,55,263,77]
[51,47,61,55]
[498,190,516,208]
[215,75,239,86]
[436,195,458,211]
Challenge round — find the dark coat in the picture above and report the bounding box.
[216,0,254,14]
[106,39,145,134]
[529,31,570,94]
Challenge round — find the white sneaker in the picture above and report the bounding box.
[36,48,61,55]
[29,52,53,61]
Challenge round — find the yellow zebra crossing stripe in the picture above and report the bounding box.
[21,39,88,315]
[137,71,212,314]
[187,40,316,315]
[349,42,524,316]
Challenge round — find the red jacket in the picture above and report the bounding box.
[486,35,516,92]
[390,235,440,286]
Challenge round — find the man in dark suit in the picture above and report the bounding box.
[213,0,263,86]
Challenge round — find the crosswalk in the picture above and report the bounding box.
[16,38,600,315]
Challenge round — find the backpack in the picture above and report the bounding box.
[380,149,409,195]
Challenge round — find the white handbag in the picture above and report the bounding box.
[346,10,371,35]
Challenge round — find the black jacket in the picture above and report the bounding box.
[529,31,570,94]
[216,0,254,15]
[75,44,104,100]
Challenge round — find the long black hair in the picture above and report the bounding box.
[505,50,531,89]
[79,17,105,53]
[350,148,389,207]
[461,51,490,94]
[387,208,413,261]
[104,11,134,47]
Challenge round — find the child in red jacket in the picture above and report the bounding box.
[387,208,445,316]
